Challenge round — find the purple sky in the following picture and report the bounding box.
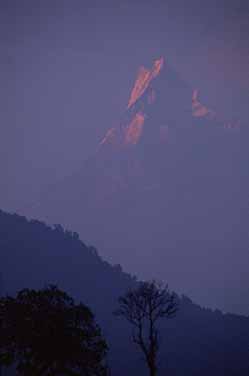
[1,0,248,211]
[1,1,249,313]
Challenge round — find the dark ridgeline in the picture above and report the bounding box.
[0,210,249,375]
[24,58,249,316]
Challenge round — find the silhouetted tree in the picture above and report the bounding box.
[1,210,249,375]
[0,285,108,376]
[115,280,178,376]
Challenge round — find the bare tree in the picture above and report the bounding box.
[115,280,178,376]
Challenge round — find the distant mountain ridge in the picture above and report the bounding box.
[24,57,249,315]
[99,56,242,150]
[1,209,249,375]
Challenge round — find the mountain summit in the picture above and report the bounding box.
[100,56,240,150]
[26,57,249,315]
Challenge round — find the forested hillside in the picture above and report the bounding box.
[0,210,249,375]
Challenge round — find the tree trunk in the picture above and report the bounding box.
[149,365,157,376]
[148,359,157,376]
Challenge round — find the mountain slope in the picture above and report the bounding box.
[1,210,249,375]
[24,57,249,314]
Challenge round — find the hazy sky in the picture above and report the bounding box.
[1,2,249,315]
[1,0,248,212]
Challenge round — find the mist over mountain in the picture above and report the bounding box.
[24,58,249,315]
[1,3,248,375]
[1,209,249,375]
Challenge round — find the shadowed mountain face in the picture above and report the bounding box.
[1,210,249,376]
[26,57,249,315]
